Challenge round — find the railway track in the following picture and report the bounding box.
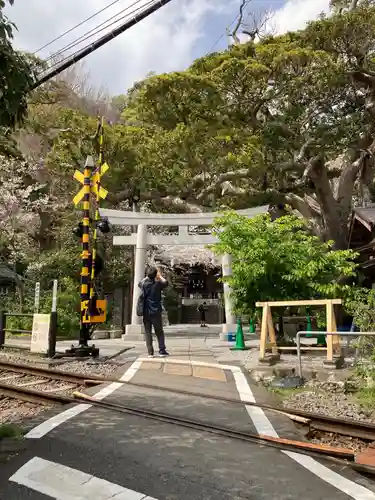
[0,360,102,407]
[2,360,375,450]
[2,359,375,473]
[81,374,375,443]
[72,391,375,477]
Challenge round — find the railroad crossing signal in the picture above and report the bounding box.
[72,152,110,327]
[72,157,110,206]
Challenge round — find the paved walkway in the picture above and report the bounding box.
[1,340,375,499]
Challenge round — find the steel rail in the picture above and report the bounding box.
[82,376,375,441]
[0,382,75,405]
[73,391,354,460]
[0,360,103,385]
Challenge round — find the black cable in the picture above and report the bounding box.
[32,0,174,89]
[33,0,124,55]
[43,0,149,68]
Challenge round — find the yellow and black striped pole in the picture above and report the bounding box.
[79,155,94,345]
[72,119,109,353]
[89,117,104,307]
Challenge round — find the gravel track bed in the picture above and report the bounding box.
[0,355,117,424]
[0,352,123,377]
[34,380,77,393]
[0,397,52,425]
[308,430,374,454]
[282,387,373,423]
[0,375,49,387]
[280,380,375,453]
[54,360,122,377]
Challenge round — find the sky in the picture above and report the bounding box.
[6,0,331,96]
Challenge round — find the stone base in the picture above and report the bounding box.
[258,353,281,366]
[323,356,345,369]
[123,324,145,341]
[220,323,237,341]
[92,329,123,340]
[125,324,144,335]
[122,334,145,341]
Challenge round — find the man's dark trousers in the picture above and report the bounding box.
[143,311,166,355]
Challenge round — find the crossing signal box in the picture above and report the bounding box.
[81,299,107,324]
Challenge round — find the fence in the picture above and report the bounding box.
[296,330,375,378]
[0,280,58,357]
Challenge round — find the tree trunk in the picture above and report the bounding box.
[304,155,348,249]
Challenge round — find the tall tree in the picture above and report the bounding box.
[0,0,35,128]
[115,0,375,248]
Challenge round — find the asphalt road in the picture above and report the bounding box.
[1,364,375,499]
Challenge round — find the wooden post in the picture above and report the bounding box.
[326,300,334,362]
[259,303,269,359]
[267,307,277,354]
[331,306,341,356]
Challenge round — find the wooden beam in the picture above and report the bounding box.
[256,299,342,307]
[265,345,327,351]
[326,300,334,362]
[259,304,269,359]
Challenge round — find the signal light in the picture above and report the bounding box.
[73,222,83,238]
[97,218,110,234]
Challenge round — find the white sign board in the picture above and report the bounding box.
[31,314,50,354]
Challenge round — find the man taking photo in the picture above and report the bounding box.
[138,267,169,357]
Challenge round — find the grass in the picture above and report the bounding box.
[356,387,375,410]
[0,424,24,440]
[268,386,308,400]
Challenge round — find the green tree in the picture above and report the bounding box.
[211,213,358,317]
[0,0,35,128]
[114,1,375,247]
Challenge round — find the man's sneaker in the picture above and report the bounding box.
[159,350,169,357]
[148,353,154,358]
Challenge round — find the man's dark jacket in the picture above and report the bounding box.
[138,277,168,315]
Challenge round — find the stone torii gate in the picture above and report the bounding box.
[99,205,269,339]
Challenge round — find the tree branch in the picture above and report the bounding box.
[231,0,250,45]
[195,169,251,201]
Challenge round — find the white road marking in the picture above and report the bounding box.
[138,356,241,372]
[232,371,278,437]
[284,451,375,500]
[10,456,158,500]
[230,366,375,499]
[25,359,142,439]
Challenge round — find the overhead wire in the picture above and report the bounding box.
[33,0,123,55]
[42,0,150,68]
[32,0,173,88]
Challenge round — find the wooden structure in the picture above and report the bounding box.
[0,263,23,302]
[257,299,342,363]
[348,206,375,286]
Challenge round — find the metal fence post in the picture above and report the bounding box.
[34,282,40,314]
[0,311,6,348]
[297,330,375,378]
[48,311,57,358]
[48,280,58,358]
